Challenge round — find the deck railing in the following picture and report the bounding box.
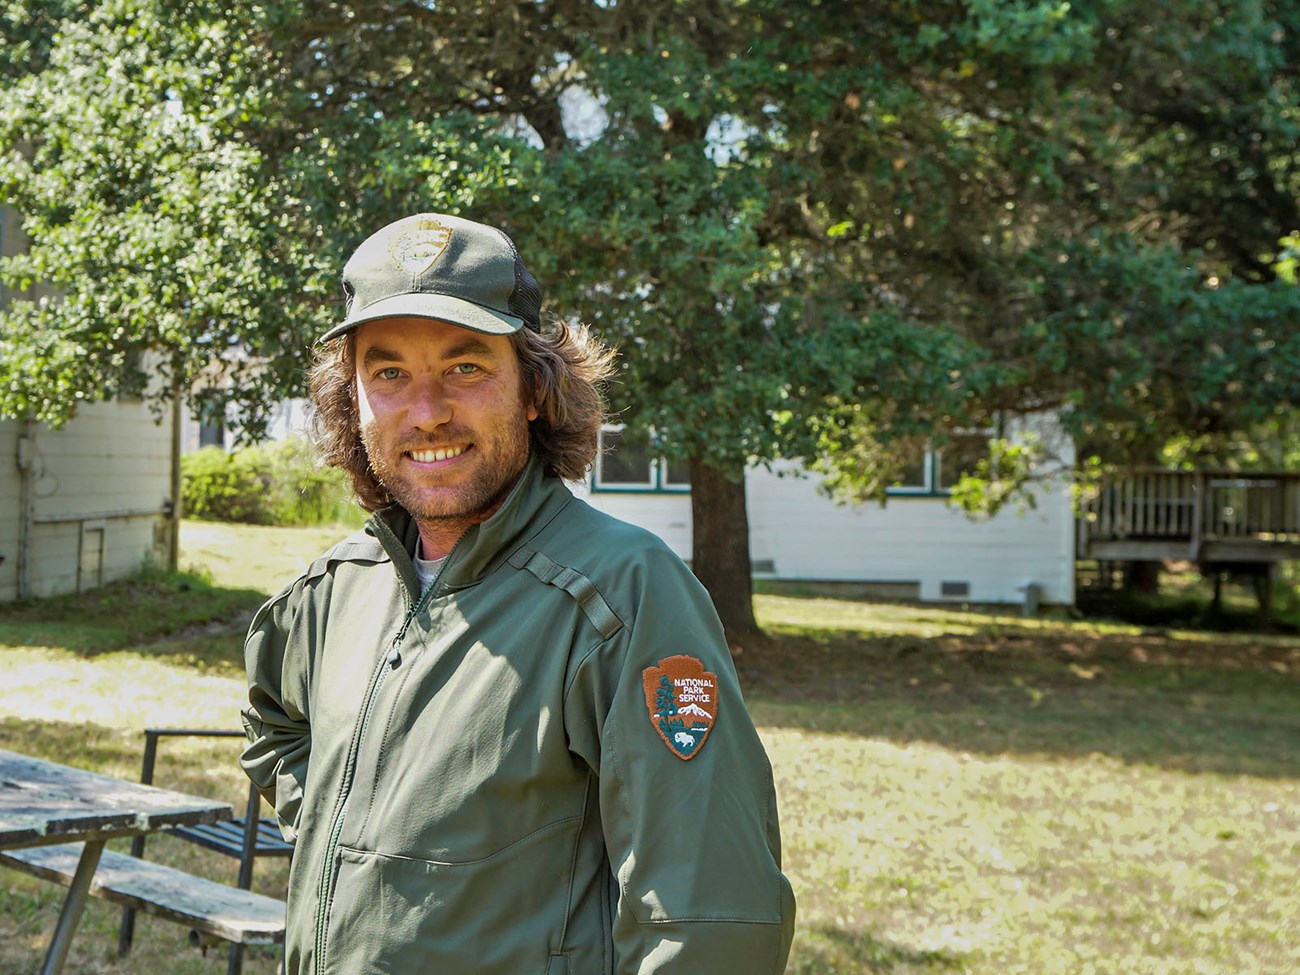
[1080,469,1300,550]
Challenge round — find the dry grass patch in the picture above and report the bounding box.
[1,523,1297,974]
[747,594,1300,974]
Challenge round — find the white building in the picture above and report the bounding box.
[574,423,1076,607]
[1,209,176,602]
[0,412,174,602]
[181,396,310,453]
[184,394,1078,607]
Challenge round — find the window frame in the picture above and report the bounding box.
[934,430,995,492]
[591,425,692,494]
[883,428,997,499]
[883,451,934,496]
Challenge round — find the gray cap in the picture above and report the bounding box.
[320,213,542,343]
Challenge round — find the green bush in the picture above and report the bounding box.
[258,438,364,527]
[181,446,269,523]
[182,439,363,527]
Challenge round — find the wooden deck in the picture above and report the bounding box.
[1078,469,1300,564]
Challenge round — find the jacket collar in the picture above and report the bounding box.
[364,453,572,603]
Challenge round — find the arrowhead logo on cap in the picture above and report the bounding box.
[321,212,544,343]
[388,217,452,277]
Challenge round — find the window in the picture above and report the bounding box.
[936,433,992,491]
[882,430,997,497]
[198,418,226,449]
[194,391,227,448]
[593,426,691,492]
[595,427,654,488]
[662,455,692,490]
[888,454,931,493]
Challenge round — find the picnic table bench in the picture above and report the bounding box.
[0,842,285,945]
[0,748,285,975]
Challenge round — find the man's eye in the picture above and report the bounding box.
[378,367,402,380]
[451,363,480,375]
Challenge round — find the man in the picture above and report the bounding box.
[240,212,795,975]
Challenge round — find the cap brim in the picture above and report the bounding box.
[319,292,524,344]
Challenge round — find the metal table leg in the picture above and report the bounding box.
[39,839,105,975]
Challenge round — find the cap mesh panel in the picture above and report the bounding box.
[510,256,543,331]
[493,228,542,330]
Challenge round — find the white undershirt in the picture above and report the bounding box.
[413,546,447,594]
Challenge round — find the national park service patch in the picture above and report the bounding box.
[388,217,452,277]
[642,655,718,760]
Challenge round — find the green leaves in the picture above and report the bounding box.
[1016,232,1300,460]
[2,0,1297,481]
[0,0,323,435]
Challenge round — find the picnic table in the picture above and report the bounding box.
[0,747,232,975]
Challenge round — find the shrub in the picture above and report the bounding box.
[182,439,363,527]
[181,446,270,523]
[255,438,363,527]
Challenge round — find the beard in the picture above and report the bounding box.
[360,406,533,527]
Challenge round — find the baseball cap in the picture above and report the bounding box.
[319,213,543,343]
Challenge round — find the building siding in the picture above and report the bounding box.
[2,205,174,602]
[0,422,20,602]
[574,462,1076,607]
[0,405,173,602]
[746,463,1075,605]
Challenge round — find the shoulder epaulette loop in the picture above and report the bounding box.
[508,548,624,640]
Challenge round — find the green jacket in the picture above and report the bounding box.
[241,457,795,974]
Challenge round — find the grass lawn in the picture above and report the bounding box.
[2,520,1298,974]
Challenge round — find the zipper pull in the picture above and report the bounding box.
[387,641,402,668]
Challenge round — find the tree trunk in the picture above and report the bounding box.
[689,457,762,647]
[1250,563,1273,621]
[1124,560,1161,594]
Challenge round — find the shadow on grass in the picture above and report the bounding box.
[0,570,265,667]
[1077,586,1300,635]
[6,574,1298,780]
[790,924,967,973]
[741,624,1300,780]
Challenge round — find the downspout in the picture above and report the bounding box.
[15,419,36,599]
[168,381,182,571]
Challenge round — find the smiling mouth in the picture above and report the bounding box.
[408,446,467,463]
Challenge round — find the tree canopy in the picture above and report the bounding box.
[2,0,1298,637]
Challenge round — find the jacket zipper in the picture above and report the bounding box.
[312,590,426,972]
[312,537,464,974]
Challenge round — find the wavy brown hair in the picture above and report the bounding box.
[308,319,617,512]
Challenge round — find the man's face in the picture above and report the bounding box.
[354,316,537,527]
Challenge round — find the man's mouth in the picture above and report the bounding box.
[408,446,467,463]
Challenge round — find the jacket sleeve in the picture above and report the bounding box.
[566,548,796,975]
[240,590,312,844]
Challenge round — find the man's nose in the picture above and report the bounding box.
[408,378,453,429]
